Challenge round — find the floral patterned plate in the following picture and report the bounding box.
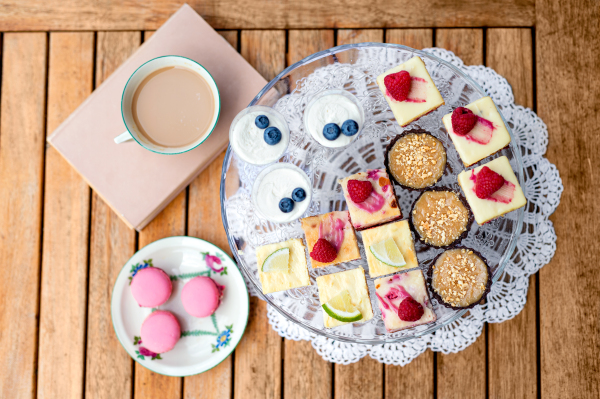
[111,236,249,377]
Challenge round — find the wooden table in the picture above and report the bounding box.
[0,1,598,398]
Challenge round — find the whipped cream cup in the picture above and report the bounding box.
[229,105,290,165]
[251,163,312,223]
[303,89,365,148]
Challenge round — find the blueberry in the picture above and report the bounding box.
[341,119,359,136]
[279,198,294,213]
[292,188,306,202]
[264,127,282,145]
[255,115,270,129]
[323,123,341,141]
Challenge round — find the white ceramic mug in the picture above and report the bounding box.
[114,55,221,155]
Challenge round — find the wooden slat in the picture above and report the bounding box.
[335,358,383,399]
[338,29,384,44]
[85,31,141,399]
[386,29,434,49]
[435,29,484,65]
[0,33,47,399]
[36,32,93,399]
[434,28,486,399]
[486,28,537,399]
[182,30,238,399]
[333,28,386,399]
[233,30,285,399]
[134,191,187,399]
[537,0,600,397]
[383,29,436,399]
[0,0,535,31]
[283,29,334,399]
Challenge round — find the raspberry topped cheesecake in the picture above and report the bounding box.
[429,248,491,309]
[256,238,310,294]
[442,96,511,166]
[301,211,360,268]
[385,129,447,189]
[376,56,445,127]
[338,169,402,230]
[410,189,472,247]
[361,220,418,278]
[316,267,374,328]
[374,270,436,332]
[457,156,527,225]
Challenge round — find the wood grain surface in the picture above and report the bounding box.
[234,30,285,399]
[434,28,486,399]
[0,33,47,399]
[0,3,597,397]
[85,31,140,399]
[0,0,535,31]
[37,31,93,399]
[537,0,600,397]
[486,28,538,399]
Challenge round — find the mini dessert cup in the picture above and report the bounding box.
[442,96,511,167]
[303,89,365,148]
[376,56,445,127]
[427,247,492,309]
[256,238,311,294]
[300,211,360,268]
[251,163,312,224]
[384,129,447,190]
[360,219,418,278]
[457,156,527,225]
[374,269,437,333]
[410,188,473,248]
[229,105,290,165]
[316,266,374,328]
[338,169,402,231]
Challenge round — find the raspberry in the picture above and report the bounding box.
[310,238,337,263]
[384,71,411,102]
[397,297,424,322]
[475,166,505,199]
[347,179,373,203]
[451,107,477,135]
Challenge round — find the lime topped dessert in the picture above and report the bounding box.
[322,290,363,323]
[261,247,290,273]
[369,237,406,268]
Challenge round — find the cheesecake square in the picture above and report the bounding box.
[376,56,445,127]
[256,238,310,294]
[361,219,418,278]
[374,270,437,333]
[316,266,374,328]
[338,169,402,231]
[442,96,511,167]
[457,156,527,225]
[301,211,360,268]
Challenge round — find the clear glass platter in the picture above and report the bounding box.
[220,43,524,344]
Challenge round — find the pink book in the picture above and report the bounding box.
[48,4,266,231]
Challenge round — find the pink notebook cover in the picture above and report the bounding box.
[48,4,266,231]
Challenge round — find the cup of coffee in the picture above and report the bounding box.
[115,55,220,154]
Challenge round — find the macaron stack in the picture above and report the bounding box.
[130,267,225,354]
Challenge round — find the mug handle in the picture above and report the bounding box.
[114,131,134,144]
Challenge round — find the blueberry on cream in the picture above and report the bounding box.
[255,114,270,129]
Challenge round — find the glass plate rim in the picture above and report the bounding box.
[219,42,525,345]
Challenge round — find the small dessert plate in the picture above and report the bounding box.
[111,236,249,377]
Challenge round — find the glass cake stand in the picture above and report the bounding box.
[219,43,524,344]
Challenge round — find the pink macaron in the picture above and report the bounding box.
[181,276,224,318]
[130,267,172,307]
[140,310,181,353]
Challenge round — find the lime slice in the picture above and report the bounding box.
[322,290,363,322]
[262,247,290,273]
[369,238,406,267]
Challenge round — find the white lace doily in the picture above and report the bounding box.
[239,48,562,365]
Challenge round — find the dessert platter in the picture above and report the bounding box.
[221,43,527,344]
